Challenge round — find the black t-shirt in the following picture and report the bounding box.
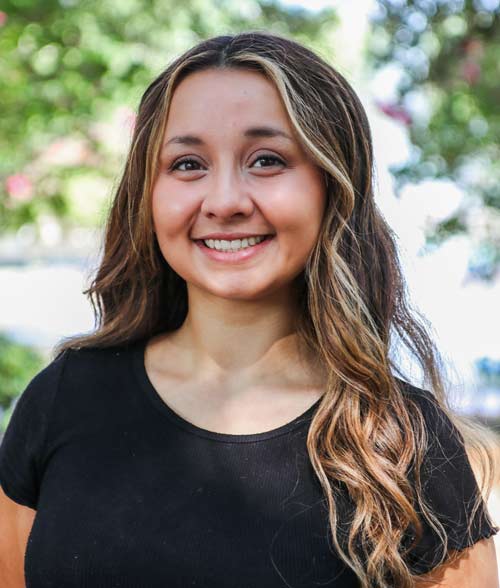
[0,338,497,587]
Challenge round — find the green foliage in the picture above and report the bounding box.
[368,0,500,280]
[0,0,337,236]
[0,332,46,433]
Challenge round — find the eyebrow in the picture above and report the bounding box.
[163,126,294,148]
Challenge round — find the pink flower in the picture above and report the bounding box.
[461,61,481,85]
[0,12,7,27]
[375,101,413,126]
[5,174,34,202]
[41,137,89,166]
[462,38,484,59]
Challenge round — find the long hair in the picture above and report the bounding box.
[53,31,499,587]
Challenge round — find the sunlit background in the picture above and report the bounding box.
[1,0,499,568]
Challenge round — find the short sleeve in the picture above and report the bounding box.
[0,351,67,509]
[402,388,500,575]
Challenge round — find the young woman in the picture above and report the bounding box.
[0,31,498,588]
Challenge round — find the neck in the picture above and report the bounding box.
[158,284,324,389]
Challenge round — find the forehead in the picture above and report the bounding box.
[165,68,292,132]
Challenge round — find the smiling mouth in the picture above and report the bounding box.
[194,235,274,252]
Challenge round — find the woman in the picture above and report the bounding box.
[0,31,498,588]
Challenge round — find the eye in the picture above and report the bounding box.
[170,158,204,172]
[251,154,286,169]
[169,154,286,173]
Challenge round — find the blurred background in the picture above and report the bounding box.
[1,0,499,564]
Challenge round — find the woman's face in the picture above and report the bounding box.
[152,67,326,301]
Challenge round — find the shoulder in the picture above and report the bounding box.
[394,377,469,476]
[45,340,141,419]
[394,377,456,438]
[413,535,499,587]
[48,338,145,389]
[17,343,127,402]
[57,341,134,377]
[395,376,439,407]
[5,348,71,427]
[393,378,499,576]
[4,340,142,440]
[1,344,122,442]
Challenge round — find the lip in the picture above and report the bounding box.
[193,235,275,263]
[193,232,274,240]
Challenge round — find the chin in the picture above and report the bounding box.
[188,279,269,300]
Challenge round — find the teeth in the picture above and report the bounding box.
[203,235,268,251]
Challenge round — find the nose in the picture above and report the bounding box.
[199,164,255,219]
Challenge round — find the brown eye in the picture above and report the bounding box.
[171,158,204,172]
[251,155,286,168]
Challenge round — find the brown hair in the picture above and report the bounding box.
[54,31,499,587]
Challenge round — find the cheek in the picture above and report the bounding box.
[151,182,197,237]
[297,171,326,238]
[151,187,194,276]
[264,173,325,240]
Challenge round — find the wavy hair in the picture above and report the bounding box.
[53,31,499,587]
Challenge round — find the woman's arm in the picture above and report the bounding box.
[0,484,36,588]
[414,536,499,588]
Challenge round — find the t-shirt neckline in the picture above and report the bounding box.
[131,337,323,444]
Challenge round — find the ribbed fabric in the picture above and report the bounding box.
[0,338,497,587]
